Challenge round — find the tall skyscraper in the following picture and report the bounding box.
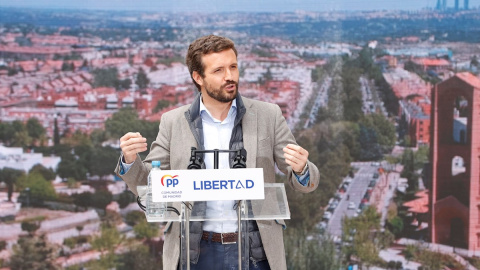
[443,0,447,9]
[430,73,480,251]
[455,0,460,10]
[464,0,469,9]
[436,0,443,10]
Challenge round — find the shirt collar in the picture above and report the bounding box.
[199,96,237,123]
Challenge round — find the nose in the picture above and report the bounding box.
[224,68,233,81]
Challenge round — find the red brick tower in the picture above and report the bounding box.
[430,73,480,250]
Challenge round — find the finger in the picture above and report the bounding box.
[122,142,148,164]
[284,158,302,172]
[284,152,301,165]
[284,144,308,160]
[121,136,146,146]
[284,144,303,153]
[120,132,143,142]
[122,142,148,153]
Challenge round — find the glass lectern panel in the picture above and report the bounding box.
[137,183,290,270]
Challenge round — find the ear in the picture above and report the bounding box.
[192,71,203,87]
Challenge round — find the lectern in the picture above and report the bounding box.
[137,182,290,270]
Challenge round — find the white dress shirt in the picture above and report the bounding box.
[199,98,238,233]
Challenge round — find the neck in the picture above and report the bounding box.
[202,95,233,121]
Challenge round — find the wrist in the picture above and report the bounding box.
[294,163,308,176]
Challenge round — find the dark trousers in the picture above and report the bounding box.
[188,238,271,270]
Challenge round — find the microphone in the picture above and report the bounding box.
[187,147,204,169]
[232,148,247,169]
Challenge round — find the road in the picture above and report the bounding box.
[304,76,331,128]
[326,162,381,237]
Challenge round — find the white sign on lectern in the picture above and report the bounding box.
[151,168,264,202]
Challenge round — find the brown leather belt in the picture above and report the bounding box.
[202,231,238,244]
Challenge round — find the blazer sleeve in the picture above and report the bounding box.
[114,113,172,196]
[272,105,319,193]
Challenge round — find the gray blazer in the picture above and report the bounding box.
[115,96,320,270]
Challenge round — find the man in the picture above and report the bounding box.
[115,35,319,270]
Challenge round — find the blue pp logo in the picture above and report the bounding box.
[161,175,179,188]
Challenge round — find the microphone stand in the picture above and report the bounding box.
[185,147,247,270]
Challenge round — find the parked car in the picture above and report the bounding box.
[348,202,356,210]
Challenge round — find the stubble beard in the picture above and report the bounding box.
[204,80,239,103]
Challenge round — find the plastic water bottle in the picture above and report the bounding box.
[147,160,166,218]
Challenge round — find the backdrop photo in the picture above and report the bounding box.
[1,1,480,269]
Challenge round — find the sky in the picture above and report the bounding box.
[0,0,479,13]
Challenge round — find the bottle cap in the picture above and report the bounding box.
[152,160,161,167]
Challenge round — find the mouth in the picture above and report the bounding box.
[224,83,236,91]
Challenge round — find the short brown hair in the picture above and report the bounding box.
[186,35,238,91]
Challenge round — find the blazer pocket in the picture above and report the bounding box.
[258,136,271,149]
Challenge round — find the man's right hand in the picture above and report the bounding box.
[120,132,148,164]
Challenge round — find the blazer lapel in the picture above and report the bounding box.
[242,101,257,168]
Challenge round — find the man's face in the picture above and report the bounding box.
[196,49,239,103]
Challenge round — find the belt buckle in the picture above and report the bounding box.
[221,233,236,245]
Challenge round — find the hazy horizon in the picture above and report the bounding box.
[0,0,479,13]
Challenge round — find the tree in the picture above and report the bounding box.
[92,67,119,88]
[360,114,396,152]
[91,190,113,210]
[133,219,161,257]
[0,121,16,145]
[17,173,57,205]
[105,107,141,138]
[342,206,389,268]
[153,100,170,113]
[117,191,135,209]
[471,55,479,68]
[29,164,56,181]
[86,146,118,179]
[387,216,404,237]
[73,192,92,209]
[21,221,41,236]
[10,235,61,270]
[103,210,123,228]
[117,245,160,270]
[89,129,108,147]
[26,118,46,144]
[56,154,87,181]
[136,67,150,89]
[284,228,342,270]
[133,220,159,241]
[125,210,146,226]
[357,124,383,161]
[12,130,32,147]
[91,225,124,269]
[0,167,24,201]
[53,116,60,146]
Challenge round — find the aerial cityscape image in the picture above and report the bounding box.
[1,0,480,269]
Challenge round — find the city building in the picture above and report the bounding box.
[398,95,431,147]
[411,58,451,74]
[0,145,61,172]
[383,67,432,99]
[429,72,480,252]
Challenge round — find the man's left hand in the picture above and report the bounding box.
[283,144,308,174]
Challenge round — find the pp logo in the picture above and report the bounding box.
[161,175,179,188]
